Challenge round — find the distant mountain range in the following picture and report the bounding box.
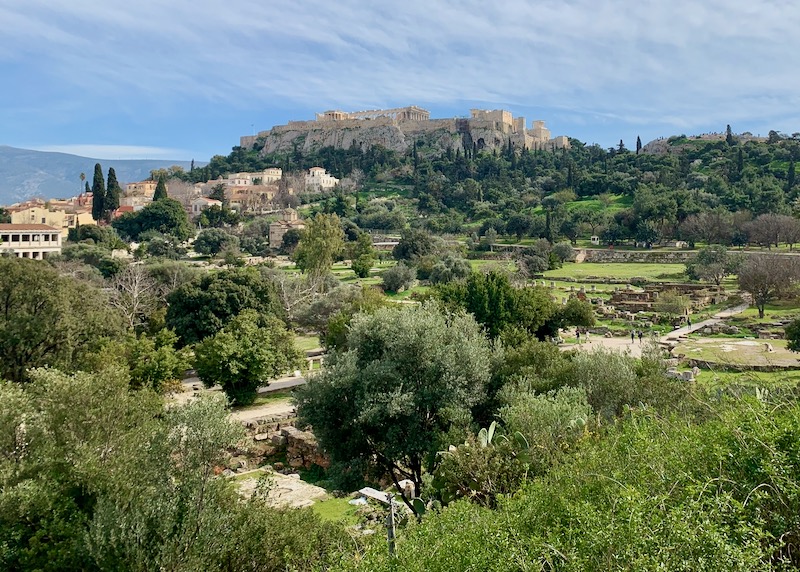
[0,146,199,205]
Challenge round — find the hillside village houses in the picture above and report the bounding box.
[0,223,62,258]
[8,196,94,237]
[269,208,305,248]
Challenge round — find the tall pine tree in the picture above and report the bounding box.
[153,176,168,201]
[91,163,105,221]
[636,136,642,155]
[105,167,122,220]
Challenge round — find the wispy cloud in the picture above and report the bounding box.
[2,0,800,153]
[32,145,193,160]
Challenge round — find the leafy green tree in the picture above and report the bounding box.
[295,303,492,512]
[165,267,283,345]
[94,329,191,390]
[0,367,349,570]
[208,182,226,203]
[136,232,187,260]
[104,166,122,219]
[381,262,416,292]
[653,289,690,319]
[293,213,345,276]
[739,253,800,318]
[91,162,105,221]
[785,317,800,352]
[506,213,534,240]
[429,253,472,284]
[195,310,301,405]
[685,245,741,286]
[0,257,124,382]
[280,227,304,254]
[68,223,125,249]
[349,232,375,278]
[153,175,168,201]
[59,242,126,278]
[436,271,555,340]
[483,227,498,251]
[112,198,192,241]
[392,227,437,261]
[194,228,239,256]
[196,204,239,228]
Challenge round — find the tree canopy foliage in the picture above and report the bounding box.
[195,310,301,404]
[0,257,124,382]
[112,198,192,241]
[295,303,492,512]
[165,267,283,345]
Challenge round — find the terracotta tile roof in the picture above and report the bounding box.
[0,224,60,231]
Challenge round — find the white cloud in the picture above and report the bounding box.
[32,145,192,160]
[2,0,800,141]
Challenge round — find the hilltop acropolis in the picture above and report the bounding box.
[241,105,570,155]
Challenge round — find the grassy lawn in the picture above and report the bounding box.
[232,389,293,410]
[468,259,516,272]
[543,262,687,282]
[674,338,798,368]
[728,300,800,323]
[295,335,321,352]
[697,368,800,390]
[310,497,361,524]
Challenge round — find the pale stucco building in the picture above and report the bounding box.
[305,167,339,191]
[9,205,94,237]
[0,224,62,259]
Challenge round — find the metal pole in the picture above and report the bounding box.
[386,492,396,557]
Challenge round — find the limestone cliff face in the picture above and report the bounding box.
[255,121,519,157]
[261,123,411,155]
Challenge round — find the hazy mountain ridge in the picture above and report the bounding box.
[0,146,197,205]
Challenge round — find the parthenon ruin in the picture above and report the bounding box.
[316,106,430,122]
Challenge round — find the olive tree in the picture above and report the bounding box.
[295,303,492,514]
[738,254,800,318]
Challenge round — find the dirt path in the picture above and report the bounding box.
[563,303,750,358]
[229,399,296,423]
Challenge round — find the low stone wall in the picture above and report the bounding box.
[580,249,696,264]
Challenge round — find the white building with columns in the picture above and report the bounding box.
[0,224,62,259]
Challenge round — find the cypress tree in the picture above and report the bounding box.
[726,124,734,146]
[788,160,796,192]
[91,163,105,221]
[153,176,168,201]
[105,167,122,219]
[636,136,642,155]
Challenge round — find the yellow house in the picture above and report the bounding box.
[10,206,94,237]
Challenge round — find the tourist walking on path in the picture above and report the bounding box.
[576,329,581,344]
[630,330,635,344]
[638,330,643,344]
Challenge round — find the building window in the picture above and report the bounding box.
[11,234,18,242]
[52,234,58,241]
[41,217,46,224]
[21,235,29,242]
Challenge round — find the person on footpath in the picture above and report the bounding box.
[630,330,635,344]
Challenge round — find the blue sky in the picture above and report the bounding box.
[2,0,800,161]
